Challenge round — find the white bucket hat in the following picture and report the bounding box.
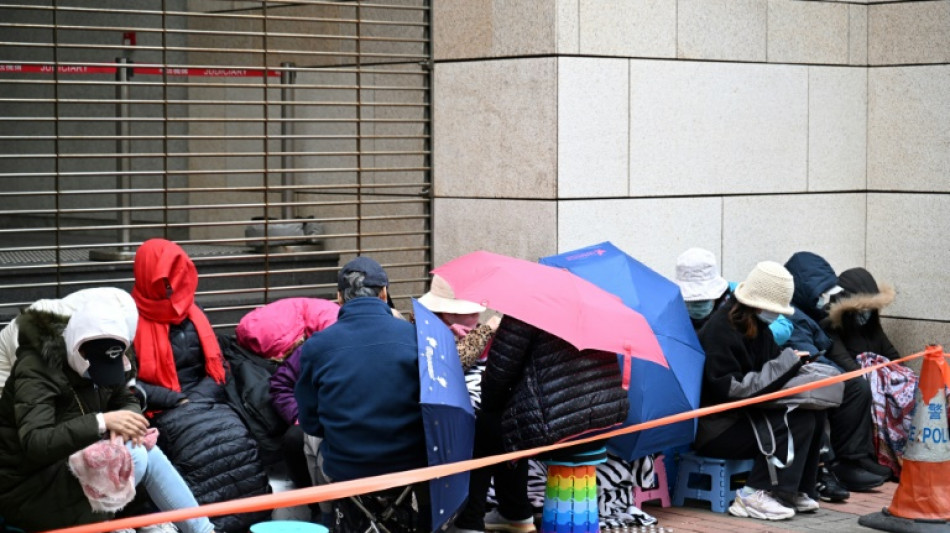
[675,248,730,302]
[418,274,486,315]
[734,261,796,315]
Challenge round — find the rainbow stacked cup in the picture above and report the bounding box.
[541,464,599,533]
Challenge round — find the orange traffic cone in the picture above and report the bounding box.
[859,345,950,533]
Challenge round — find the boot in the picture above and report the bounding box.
[830,459,887,492]
[816,464,850,502]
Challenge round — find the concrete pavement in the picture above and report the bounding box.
[643,481,897,532]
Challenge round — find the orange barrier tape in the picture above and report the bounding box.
[44,351,926,533]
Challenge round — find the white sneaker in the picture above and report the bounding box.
[728,488,796,521]
[139,524,179,533]
[774,491,820,513]
[484,509,536,533]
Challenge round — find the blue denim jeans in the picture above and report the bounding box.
[128,443,215,533]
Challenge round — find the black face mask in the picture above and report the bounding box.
[855,310,873,327]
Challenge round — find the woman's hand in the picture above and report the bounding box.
[103,410,149,446]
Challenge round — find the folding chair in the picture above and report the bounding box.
[333,483,430,533]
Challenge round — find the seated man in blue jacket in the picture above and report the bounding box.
[783,252,891,501]
[295,256,427,485]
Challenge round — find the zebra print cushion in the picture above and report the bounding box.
[488,454,658,526]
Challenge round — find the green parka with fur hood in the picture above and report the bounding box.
[0,307,140,531]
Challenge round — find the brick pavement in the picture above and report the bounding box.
[642,481,898,532]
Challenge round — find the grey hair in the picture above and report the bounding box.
[341,271,384,302]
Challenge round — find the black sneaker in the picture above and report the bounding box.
[817,465,850,502]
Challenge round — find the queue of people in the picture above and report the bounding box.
[0,239,910,532]
[673,248,906,522]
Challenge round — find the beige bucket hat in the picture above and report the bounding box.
[418,274,486,315]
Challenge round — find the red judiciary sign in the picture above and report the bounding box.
[0,64,281,77]
[0,64,117,74]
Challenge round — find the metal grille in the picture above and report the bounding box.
[0,0,431,330]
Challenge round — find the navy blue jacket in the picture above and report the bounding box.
[295,297,426,481]
[785,252,837,323]
[784,252,837,356]
[785,308,833,356]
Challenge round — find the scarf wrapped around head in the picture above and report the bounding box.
[132,239,226,391]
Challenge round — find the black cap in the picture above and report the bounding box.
[81,338,127,387]
[337,256,389,292]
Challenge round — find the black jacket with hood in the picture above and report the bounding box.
[822,267,899,371]
[481,316,629,452]
[695,303,802,449]
[0,308,140,531]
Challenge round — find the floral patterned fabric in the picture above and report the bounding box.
[857,352,917,477]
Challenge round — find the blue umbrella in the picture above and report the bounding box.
[540,242,705,460]
[413,299,476,532]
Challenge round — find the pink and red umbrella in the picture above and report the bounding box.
[431,251,666,384]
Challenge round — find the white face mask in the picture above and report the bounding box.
[757,310,780,324]
[817,286,844,310]
[855,309,873,326]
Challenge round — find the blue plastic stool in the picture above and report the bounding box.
[671,452,754,513]
[250,521,328,533]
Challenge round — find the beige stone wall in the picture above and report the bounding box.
[865,0,950,353]
[432,0,950,354]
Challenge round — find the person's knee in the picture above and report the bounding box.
[844,376,872,406]
[127,442,149,485]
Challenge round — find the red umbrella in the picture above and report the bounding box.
[431,251,667,385]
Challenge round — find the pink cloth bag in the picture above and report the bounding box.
[68,438,135,512]
[67,429,160,513]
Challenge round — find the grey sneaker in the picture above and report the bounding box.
[484,509,536,533]
[728,488,796,521]
[775,491,820,513]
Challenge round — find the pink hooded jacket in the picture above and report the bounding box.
[236,298,340,360]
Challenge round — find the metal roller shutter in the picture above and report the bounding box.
[0,0,431,330]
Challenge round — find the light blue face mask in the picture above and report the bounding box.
[855,309,873,326]
[757,310,780,324]
[686,300,715,320]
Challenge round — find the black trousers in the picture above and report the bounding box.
[282,424,321,518]
[697,409,826,496]
[454,409,534,530]
[828,378,875,461]
[283,424,314,490]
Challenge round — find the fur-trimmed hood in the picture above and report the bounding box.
[827,267,895,329]
[14,307,72,372]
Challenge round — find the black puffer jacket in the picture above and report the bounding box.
[481,316,629,452]
[822,267,899,371]
[140,318,270,532]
